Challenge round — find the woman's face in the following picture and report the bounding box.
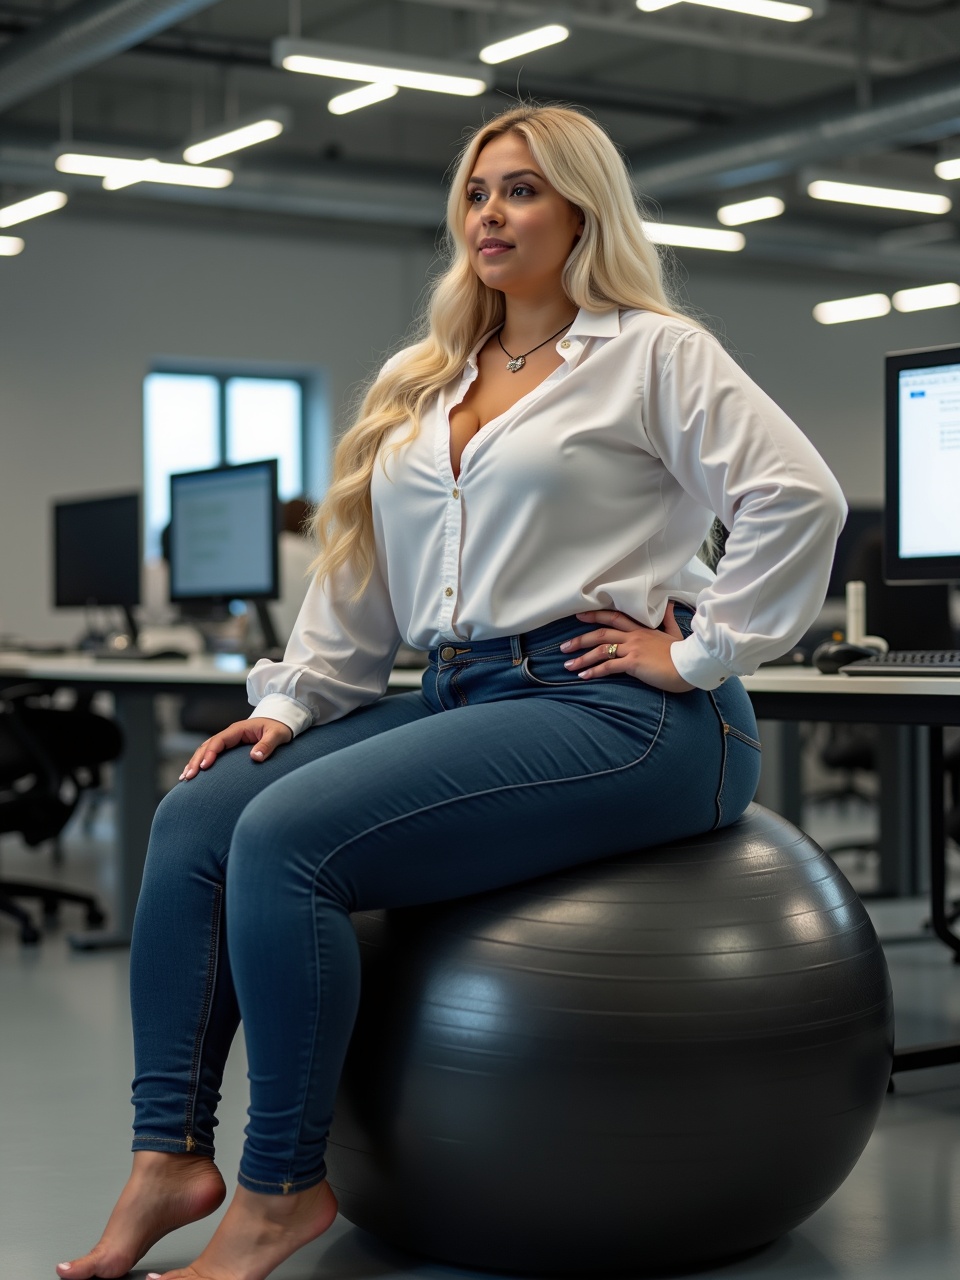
[464,131,583,301]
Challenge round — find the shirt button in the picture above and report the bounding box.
[452,487,459,498]
[560,340,571,349]
[444,587,454,597]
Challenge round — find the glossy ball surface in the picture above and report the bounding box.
[327,805,893,1274]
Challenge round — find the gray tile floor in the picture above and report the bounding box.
[2,799,960,1280]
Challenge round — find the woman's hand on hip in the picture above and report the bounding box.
[559,604,695,693]
[180,717,294,780]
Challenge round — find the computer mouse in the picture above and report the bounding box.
[812,640,879,674]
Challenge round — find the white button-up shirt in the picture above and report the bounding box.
[249,306,846,735]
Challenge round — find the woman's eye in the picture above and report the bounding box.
[511,184,535,197]
[467,190,485,204]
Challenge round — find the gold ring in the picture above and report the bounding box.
[606,643,618,657]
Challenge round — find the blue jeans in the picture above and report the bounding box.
[130,609,760,1194]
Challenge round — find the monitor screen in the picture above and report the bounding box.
[168,459,279,602]
[53,492,141,608]
[885,344,960,584]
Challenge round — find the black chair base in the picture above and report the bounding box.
[0,878,107,945]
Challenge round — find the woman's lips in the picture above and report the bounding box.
[479,241,513,256]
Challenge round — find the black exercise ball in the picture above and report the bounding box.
[327,804,893,1274]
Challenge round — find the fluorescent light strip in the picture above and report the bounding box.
[184,118,285,165]
[0,234,24,256]
[717,195,784,225]
[892,282,960,313]
[480,25,569,64]
[644,221,745,251]
[807,178,951,216]
[813,293,891,325]
[273,38,491,96]
[56,154,233,190]
[0,190,67,228]
[934,157,960,181]
[328,83,398,115]
[281,53,486,96]
[637,0,813,21]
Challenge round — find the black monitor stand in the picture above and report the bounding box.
[250,601,284,662]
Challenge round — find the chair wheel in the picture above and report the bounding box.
[86,906,107,928]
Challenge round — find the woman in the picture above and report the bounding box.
[58,104,845,1280]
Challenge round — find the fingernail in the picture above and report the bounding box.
[148,1273,162,1279]
[57,1267,71,1273]
[564,660,575,668]
[559,641,571,651]
[199,761,208,769]
[252,750,263,759]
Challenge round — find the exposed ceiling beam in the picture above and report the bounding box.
[630,56,960,197]
[407,0,912,73]
[0,0,222,116]
[5,143,960,282]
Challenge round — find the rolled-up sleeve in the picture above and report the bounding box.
[246,557,402,736]
[642,327,847,688]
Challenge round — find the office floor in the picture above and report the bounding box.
[2,798,960,1280]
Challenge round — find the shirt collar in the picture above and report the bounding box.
[465,306,621,370]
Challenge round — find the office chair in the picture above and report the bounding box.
[0,683,121,944]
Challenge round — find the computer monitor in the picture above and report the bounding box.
[168,459,281,650]
[53,492,141,641]
[885,343,960,585]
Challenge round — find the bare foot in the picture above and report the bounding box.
[145,1179,338,1280]
[56,1150,227,1280]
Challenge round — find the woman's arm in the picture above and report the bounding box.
[642,326,847,689]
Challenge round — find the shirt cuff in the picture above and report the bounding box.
[670,633,737,691]
[249,693,314,738]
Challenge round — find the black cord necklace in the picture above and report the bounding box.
[497,320,575,372]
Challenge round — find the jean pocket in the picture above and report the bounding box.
[519,651,583,688]
[714,717,762,829]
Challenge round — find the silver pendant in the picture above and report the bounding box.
[506,356,525,372]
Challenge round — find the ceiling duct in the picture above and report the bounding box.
[631,57,960,198]
[0,0,222,116]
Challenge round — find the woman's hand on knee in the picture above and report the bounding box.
[180,717,294,780]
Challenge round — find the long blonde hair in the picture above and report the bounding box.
[311,102,694,598]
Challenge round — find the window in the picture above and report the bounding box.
[143,371,306,558]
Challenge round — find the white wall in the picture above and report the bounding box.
[2,212,959,642]
[0,213,433,642]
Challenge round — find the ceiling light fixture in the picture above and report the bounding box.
[55,153,234,191]
[644,222,745,251]
[934,156,960,182]
[891,282,960,313]
[479,25,570,64]
[328,83,399,115]
[183,108,290,165]
[0,190,67,227]
[273,38,491,96]
[807,178,951,215]
[0,234,24,256]
[716,195,785,225]
[636,0,817,23]
[813,293,891,325]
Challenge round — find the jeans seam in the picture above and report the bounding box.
[183,881,223,1152]
[706,691,728,830]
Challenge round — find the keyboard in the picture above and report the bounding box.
[841,650,960,676]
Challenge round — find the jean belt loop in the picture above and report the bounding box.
[510,634,523,666]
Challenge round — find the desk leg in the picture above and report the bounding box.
[69,689,158,950]
[755,721,803,826]
[876,727,928,899]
